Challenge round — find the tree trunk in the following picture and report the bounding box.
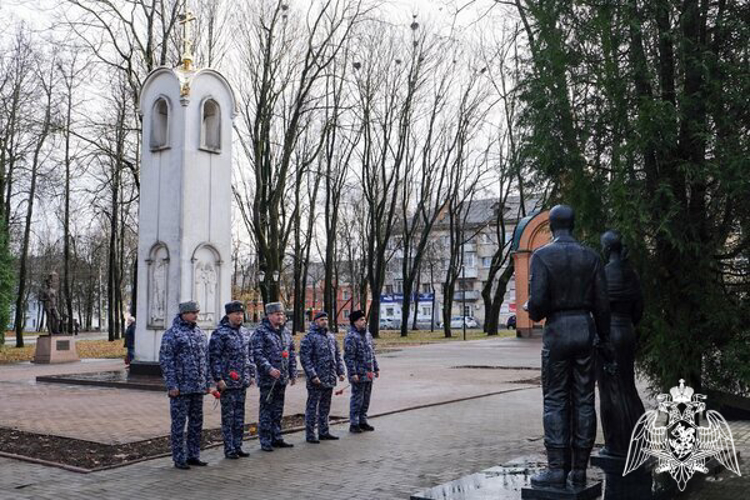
[13,74,52,346]
[63,87,74,334]
[484,263,514,335]
[411,274,420,331]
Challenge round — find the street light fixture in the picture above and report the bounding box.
[461,263,466,341]
[258,270,266,304]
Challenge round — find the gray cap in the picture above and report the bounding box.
[179,301,200,314]
[265,302,284,315]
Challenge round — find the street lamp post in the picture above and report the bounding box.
[258,270,266,304]
[430,263,435,333]
[462,262,466,341]
[272,270,280,304]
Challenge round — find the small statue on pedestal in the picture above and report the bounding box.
[40,271,61,335]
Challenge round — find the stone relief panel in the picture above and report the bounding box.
[192,244,220,326]
[147,244,169,329]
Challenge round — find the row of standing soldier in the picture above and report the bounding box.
[158,299,379,470]
[526,204,645,490]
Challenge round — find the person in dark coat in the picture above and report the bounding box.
[124,317,136,365]
[158,301,211,470]
[597,230,645,458]
[300,311,345,443]
[251,302,297,452]
[526,205,613,488]
[344,310,379,433]
[209,301,255,459]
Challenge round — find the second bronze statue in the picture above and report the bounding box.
[597,230,645,458]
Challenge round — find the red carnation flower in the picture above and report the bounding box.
[229,371,239,380]
[282,351,289,359]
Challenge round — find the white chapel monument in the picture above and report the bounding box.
[130,12,236,375]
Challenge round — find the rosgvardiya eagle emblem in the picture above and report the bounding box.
[623,379,741,491]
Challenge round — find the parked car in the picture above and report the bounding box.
[449,316,480,329]
[506,315,517,330]
[379,318,400,330]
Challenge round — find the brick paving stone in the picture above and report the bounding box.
[1,387,746,499]
[0,337,747,499]
[0,338,542,444]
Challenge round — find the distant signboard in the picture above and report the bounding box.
[380,293,434,303]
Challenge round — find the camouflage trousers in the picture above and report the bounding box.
[220,388,247,455]
[349,381,372,426]
[169,393,204,464]
[258,384,286,447]
[305,385,333,439]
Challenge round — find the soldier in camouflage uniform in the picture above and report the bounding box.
[209,300,255,459]
[159,301,211,470]
[300,311,345,443]
[344,310,379,433]
[251,302,297,452]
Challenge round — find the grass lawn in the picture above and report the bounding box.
[2,330,48,338]
[290,327,515,352]
[371,328,515,347]
[0,328,514,364]
[0,340,126,364]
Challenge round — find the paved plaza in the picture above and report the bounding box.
[0,336,747,499]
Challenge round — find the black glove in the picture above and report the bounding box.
[596,339,618,376]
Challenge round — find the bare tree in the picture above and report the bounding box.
[55,46,91,334]
[63,0,182,107]
[290,133,323,334]
[13,48,56,347]
[352,21,428,338]
[478,27,533,335]
[194,0,231,69]
[397,38,490,337]
[319,51,359,331]
[441,153,489,339]
[233,0,364,304]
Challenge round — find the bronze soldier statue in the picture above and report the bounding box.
[40,272,61,335]
[527,205,613,489]
[597,230,645,458]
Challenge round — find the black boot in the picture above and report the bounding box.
[530,448,567,488]
[567,448,591,487]
[271,439,294,448]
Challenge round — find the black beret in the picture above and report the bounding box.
[349,310,366,324]
[225,300,245,314]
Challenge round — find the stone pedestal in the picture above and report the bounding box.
[591,451,675,500]
[33,335,80,364]
[411,456,603,500]
[520,482,601,500]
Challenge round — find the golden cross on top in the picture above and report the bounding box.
[179,9,196,70]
